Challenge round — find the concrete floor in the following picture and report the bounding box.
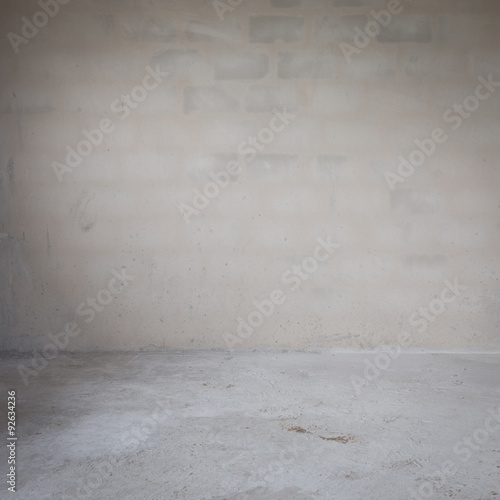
[1,351,499,500]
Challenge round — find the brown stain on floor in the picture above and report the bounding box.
[288,426,309,434]
[287,426,355,443]
[319,434,354,444]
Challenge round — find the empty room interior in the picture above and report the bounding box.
[1,0,500,498]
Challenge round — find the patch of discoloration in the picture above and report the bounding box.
[0,235,32,349]
[46,226,51,257]
[7,157,14,186]
[0,160,11,228]
[11,93,24,151]
[319,434,354,443]
[72,191,97,233]
[288,426,309,434]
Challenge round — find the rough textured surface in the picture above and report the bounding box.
[1,0,500,351]
[1,351,499,499]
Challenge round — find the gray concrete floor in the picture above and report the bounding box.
[0,351,499,500]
